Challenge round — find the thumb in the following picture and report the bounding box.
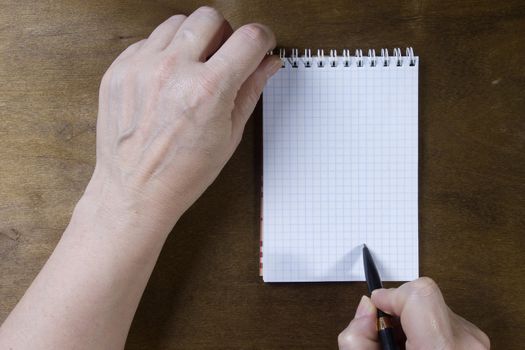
[371,277,454,348]
[338,296,380,350]
[230,54,281,139]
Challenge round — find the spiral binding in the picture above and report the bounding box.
[268,47,416,68]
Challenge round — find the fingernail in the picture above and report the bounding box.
[355,295,374,319]
[266,58,282,76]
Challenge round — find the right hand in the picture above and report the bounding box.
[338,277,490,350]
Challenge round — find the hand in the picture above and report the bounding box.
[338,277,490,350]
[85,7,281,231]
[0,9,283,349]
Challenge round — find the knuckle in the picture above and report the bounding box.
[110,39,145,68]
[337,329,355,349]
[198,70,222,96]
[125,39,145,53]
[196,68,231,103]
[168,14,186,23]
[196,6,223,21]
[178,28,197,43]
[137,54,176,85]
[239,24,273,47]
[337,331,349,347]
[155,55,177,78]
[135,38,147,47]
[410,277,440,297]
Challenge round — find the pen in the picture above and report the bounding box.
[362,244,398,350]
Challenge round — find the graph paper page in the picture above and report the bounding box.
[262,57,419,282]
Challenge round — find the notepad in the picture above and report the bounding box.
[261,48,419,282]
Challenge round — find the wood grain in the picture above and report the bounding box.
[1,0,524,348]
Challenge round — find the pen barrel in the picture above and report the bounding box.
[378,328,398,350]
[377,316,398,350]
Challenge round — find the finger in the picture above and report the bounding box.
[371,277,454,347]
[202,20,233,61]
[167,6,226,60]
[206,23,276,91]
[338,296,380,350]
[231,55,281,139]
[371,277,448,318]
[142,15,186,51]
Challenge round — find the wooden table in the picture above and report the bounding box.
[1,0,524,348]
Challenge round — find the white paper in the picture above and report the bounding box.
[262,56,419,282]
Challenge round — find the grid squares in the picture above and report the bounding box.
[262,57,419,282]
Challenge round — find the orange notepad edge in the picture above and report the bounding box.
[259,173,264,276]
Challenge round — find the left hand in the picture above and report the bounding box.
[85,7,281,232]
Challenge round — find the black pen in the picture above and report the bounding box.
[362,244,398,350]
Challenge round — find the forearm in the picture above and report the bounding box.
[0,7,277,349]
[0,179,176,349]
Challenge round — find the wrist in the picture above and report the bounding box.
[75,172,183,240]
